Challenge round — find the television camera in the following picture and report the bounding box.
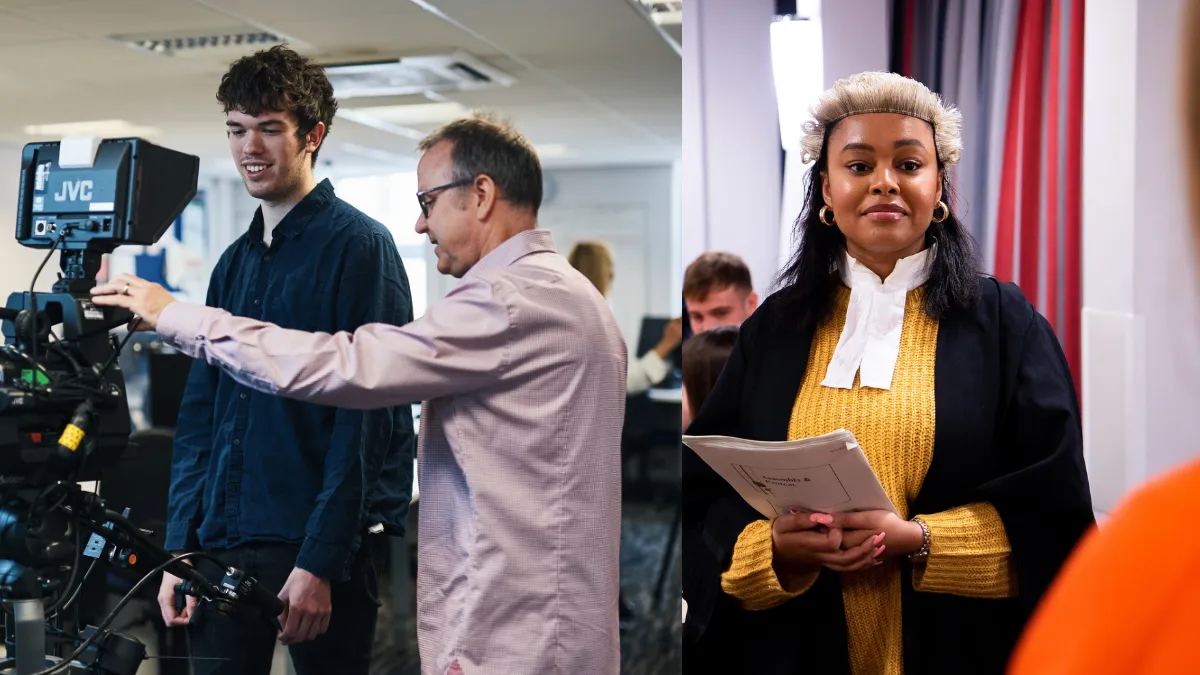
[0,137,282,674]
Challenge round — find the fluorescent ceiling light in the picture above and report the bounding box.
[340,102,468,126]
[770,15,824,154]
[336,109,425,141]
[24,119,161,137]
[340,143,413,165]
[534,144,577,159]
[651,10,682,25]
[636,1,682,25]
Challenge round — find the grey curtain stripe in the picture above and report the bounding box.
[1057,0,1071,334]
[1038,1,1052,312]
[956,0,984,248]
[984,0,1021,276]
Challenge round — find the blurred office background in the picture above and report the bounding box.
[0,0,683,672]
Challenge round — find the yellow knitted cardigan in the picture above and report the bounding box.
[719,287,1017,675]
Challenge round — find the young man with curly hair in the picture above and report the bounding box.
[156,45,416,675]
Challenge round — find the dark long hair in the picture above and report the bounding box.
[682,325,740,424]
[775,122,980,323]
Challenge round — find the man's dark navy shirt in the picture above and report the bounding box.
[164,179,415,581]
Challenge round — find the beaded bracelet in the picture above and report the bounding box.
[908,517,931,563]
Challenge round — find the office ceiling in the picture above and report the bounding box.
[0,0,681,175]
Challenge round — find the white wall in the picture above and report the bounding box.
[683,0,781,297]
[1082,0,1200,515]
[0,144,57,298]
[821,1,891,87]
[537,165,677,347]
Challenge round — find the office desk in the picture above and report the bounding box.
[648,387,683,404]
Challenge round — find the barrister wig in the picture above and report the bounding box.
[798,71,963,167]
[778,71,978,323]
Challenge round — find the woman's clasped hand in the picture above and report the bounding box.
[771,510,925,582]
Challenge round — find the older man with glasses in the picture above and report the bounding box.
[92,113,627,675]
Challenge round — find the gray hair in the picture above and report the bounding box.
[418,112,544,214]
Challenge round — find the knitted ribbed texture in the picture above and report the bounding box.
[719,519,817,609]
[719,287,1016,675]
[911,503,1018,597]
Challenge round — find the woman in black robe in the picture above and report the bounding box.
[682,72,1093,675]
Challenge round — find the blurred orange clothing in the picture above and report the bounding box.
[1008,459,1200,674]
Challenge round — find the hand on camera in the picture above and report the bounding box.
[89,273,177,331]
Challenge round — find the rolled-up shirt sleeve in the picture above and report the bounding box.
[156,276,512,409]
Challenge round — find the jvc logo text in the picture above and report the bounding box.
[53,180,93,202]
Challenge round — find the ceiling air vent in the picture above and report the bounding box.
[324,51,516,99]
[114,29,287,58]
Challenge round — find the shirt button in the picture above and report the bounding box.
[253,299,260,306]
[232,439,241,446]
[264,255,272,262]
[240,393,247,400]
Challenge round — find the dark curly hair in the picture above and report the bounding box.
[776,119,980,323]
[216,45,338,165]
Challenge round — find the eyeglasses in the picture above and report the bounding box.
[416,178,473,219]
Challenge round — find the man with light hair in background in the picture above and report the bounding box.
[683,251,759,334]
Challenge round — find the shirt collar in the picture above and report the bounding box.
[246,178,336,245]
[465,228,557,279]
[820,244,934,390]
[841,244,934,292]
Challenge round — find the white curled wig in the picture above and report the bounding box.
[798,71,963,167]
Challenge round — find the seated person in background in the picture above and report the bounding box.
[568,240,682,394]
[683,251,758,334]
[681,325,738,430]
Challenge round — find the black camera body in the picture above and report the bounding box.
[1,137,198,486]
[0,137,199,674]
[0,137,281,675]
[0,294,132,484]
[15,138,199,254]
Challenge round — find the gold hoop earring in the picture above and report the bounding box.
[931,201,949,224]
[819,205,836,226]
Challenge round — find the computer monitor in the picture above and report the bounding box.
[637,316,683,382]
